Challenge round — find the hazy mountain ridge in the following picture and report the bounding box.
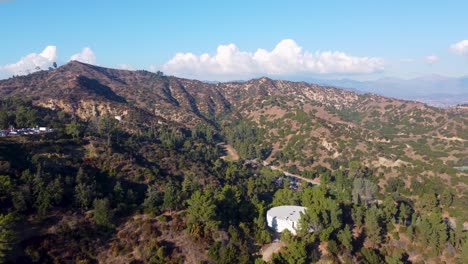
[309,75,468,107]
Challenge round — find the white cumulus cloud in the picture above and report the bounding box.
[425,55,439,64]
[70,47,96,64]
[0,46,57,77]
[0,46,100,79]
[450,40,468,56]
[162,39,385,80]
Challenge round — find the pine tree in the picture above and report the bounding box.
[93,198,113,228]
[398,202,410,225]
[74,167,96,210]
[186,190,218,239]
[338,225,354,252]
[162,182,180,213]
[142,184,162,214]
[364,206,382,248]
[0,213,15,263]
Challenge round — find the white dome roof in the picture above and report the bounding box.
[266,205,307,223]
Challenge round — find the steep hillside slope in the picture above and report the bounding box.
[1,62,466,187]
[0,61,232,125]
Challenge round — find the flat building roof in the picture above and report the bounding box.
[267,205,307,222]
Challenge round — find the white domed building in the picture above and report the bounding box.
[266,205,308,235]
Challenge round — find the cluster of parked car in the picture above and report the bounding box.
[0,127,53,136]
[272,176,301,190]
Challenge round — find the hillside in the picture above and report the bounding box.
[0,62,467,263]
[1,61,466,185]
[0,61,231,125]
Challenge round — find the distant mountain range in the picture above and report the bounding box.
[306,75,468,107]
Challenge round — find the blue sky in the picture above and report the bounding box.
[1,0,467,81]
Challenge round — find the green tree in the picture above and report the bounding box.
[217,185,242,226]
[12,170,33,212]
[459,238,468,264]
[415,192,438,214]
[352,205,365,228]
[283,239,308,264]
[385,253,406,264]
[364,206,382,248]
[0,175,12,204]
[186,190,218,239]
[337,225,353,252]
[32,167,61,216]
[360,248,383,264]
[300,186,342,241]
[74,167,96,210]
[272,188,300,206]
[454,217,465,249]
[162,182,180,213]
[327,239,340,256]
[0,111,8,129]
[0,213,15,263]
[12,186,31,212]
[93,198,113,228]
[15,105,35,127]
[113,181,124,204]
[440,189,454,208]
[382,196,397,221]
[398,202,411,225]
[99,116,119,147]
[65,120,85,140]
[142,184,162,214]
[416,214,448,254]
[385,177,405,193]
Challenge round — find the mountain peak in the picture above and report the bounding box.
[67,60,89,66]
[60,60,105,72]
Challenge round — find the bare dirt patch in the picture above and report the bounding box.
[373,157,409,168]
[261,241,286,262]
[218,143,239,161]
[97,213,209,264]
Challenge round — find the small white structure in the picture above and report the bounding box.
[266,205,307,235]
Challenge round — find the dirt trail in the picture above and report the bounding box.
[261,241,286,262]
[217,144,320,185]
[218,142,239,161]
[269,165,321,185]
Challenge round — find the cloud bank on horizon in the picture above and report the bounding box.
[1,39,467,81]
[0,46,58,77]
[0,46,97,79]
[160,39,385,81]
